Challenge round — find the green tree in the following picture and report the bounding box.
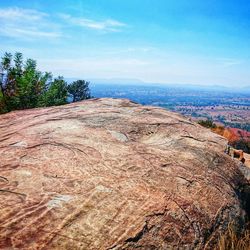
[1,52,12,69]
[0,53,12,112]
[17,59,51,109]
[0,52,22,111]
[0,52,52,112]
[0,52,92,113]
[42,76,68,106]
[67,80,91,102]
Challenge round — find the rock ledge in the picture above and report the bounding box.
[0,98,248,249]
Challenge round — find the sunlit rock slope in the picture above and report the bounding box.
[0,98,248,249]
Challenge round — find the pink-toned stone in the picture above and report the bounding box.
[0,98,248,249]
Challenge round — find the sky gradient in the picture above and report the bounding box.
[0,0,250,87]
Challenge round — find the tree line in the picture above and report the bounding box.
[198,118,250,153]
[0,52,91,114]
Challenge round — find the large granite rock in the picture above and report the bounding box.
[0,98,248,249]
[245,153,250,169]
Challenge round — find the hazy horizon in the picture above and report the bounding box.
[1,0,250,87]
[66,77,250,90]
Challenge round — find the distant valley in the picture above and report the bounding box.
[91,83,250,132]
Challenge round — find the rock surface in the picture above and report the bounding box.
[245,153,250,169]
[0,98,248,249]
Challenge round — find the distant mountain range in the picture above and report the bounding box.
[65,77,145,85]
[65,77,250,94]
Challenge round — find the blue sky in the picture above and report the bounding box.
[0,0,250,87]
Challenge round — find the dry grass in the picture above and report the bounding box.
[217,222,250,250]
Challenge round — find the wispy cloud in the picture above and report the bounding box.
[59,14,126,32]
[0,7,47,21]
[38,57,150,78]
[1,27,61,40]
[216,58,243,68]
[0,7,61,40]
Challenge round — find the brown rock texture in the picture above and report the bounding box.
[244,153,250,169]
[0,98,248,249]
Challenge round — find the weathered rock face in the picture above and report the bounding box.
[0,98,248,249]
[244,153,250,169]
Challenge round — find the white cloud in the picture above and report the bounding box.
[0,7,61,40]
[0,7,47,21]
[1,27,61,39]
[38,57,150,78]
[216,58,243,68]
[35,54,250,87]
[59,14,126,32]
[0,7,126,40]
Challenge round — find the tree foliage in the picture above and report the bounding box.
[67,80,91,102]
[231,140,250,154]
[0,52,91,113]
[198,118,250,154]
[198,119,216,129]
[41,76,68,106]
